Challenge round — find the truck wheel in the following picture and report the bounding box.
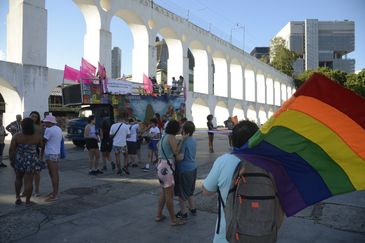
[73,140,85,147]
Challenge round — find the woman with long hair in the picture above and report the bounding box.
[84,115,101,175]
[155,120,185,226]
[99,119,114,170]
[9,118,43,206]
[29,111,43,196]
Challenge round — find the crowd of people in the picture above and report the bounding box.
[139,76,185,96]
[1,110,284,242]
[81,112,198,226]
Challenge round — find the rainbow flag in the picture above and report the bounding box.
[235,73,365,216]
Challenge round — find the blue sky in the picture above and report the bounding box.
[0,0,364,74]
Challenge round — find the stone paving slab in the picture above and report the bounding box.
[1,133,365,243]
[15,193,216,243]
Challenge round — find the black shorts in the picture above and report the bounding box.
[85,138,99,150]
[127,141,137,155]
[100,139,112,152]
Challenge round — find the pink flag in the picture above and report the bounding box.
[80,58,96,83]
[143,74,153,94]
[63,65,80,82]
[98,62,107,80]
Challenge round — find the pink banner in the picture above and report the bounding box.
[143,74,153,94]
[80,58,96,83]
[63,65,80,82]
[98,62,107,80]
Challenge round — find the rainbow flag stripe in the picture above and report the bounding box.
[236,73,365,216]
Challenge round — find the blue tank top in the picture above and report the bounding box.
[158,134,175,160]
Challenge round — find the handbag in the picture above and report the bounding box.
[108,122,123,146]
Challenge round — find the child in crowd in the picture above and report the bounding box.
[143,118,160,171]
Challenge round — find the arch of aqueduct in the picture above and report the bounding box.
[0,0,294,128]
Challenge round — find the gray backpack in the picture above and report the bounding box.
[221,159,282,243]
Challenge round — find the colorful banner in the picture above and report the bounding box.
[81,82,102,104]
[126,95,185,122]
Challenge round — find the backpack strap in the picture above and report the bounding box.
[216,160,242,234]
[216,189,225,234]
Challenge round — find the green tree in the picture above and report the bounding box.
[295,67,347,88]
[270,37,297,77]
[345,69,365,97]
[260,55,270,64]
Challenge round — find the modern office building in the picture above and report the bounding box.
[250,47,270,60]
[111,47,122,78]
[275,19,355,75]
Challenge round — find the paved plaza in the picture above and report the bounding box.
[0,133,364,243]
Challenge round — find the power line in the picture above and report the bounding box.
[154,0,265,52]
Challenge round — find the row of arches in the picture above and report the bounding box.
[0,0,294,129]
[191,97,275,128]
[74,0,294,100]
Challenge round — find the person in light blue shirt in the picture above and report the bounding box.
[175,121,197,219]
[202,120,259,243]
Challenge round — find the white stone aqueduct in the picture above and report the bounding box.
[0,0,294,128]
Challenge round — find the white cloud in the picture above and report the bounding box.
[0,49,5,61]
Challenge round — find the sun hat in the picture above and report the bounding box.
[43,114,57,124]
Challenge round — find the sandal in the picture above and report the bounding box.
[15,198,22,205]
[25,201,36,207]
[155,215,166,222]
[171,219,186,226]
[45,195,58,202]
[122,167,130,175]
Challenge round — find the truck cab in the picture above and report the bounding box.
[66,104,113,147]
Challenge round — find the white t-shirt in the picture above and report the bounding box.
[127,124,139,142]
[44,125,63,155]
[203,153,240,243]
[149,126,160,140]
[110,122,130,147]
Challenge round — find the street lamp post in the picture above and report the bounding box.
[230,23,245,51]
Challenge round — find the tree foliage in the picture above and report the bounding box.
[345,69,365,97]
[260,55,270,64]
[270,37,297,77]
[295,67,347,87]
[294,68,365,98]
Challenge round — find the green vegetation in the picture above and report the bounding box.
[269,37,297,77]
[294,67,365,97]
[267,37,365,98]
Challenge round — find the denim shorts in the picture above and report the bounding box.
[45,154,60,163]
